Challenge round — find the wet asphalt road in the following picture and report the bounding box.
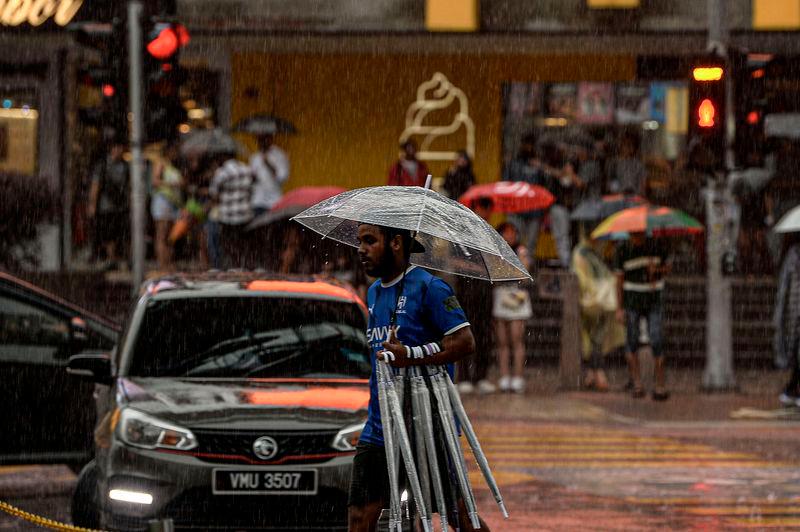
[2,375,799,531]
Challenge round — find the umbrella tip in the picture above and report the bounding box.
[424,174,432,190]
[499,501,509,519]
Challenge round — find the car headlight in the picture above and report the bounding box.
[332,422,365,452]
[116,408,198,451]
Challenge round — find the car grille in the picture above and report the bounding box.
[191,429,342,465]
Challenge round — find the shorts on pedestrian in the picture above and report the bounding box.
[348,442,390,507]
[95,211,129,246]
[150,193,179,221]
[625,305,664,357]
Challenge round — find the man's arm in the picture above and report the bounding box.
[379,325,475,368]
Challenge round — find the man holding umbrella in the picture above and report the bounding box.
[614,232,671,400]
[249,133,290,217]
[349,223,489,532]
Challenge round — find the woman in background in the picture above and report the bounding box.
[493,222,532,394]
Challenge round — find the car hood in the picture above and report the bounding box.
[118,377,369,431]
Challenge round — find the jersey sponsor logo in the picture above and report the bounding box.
[366,325,400,344]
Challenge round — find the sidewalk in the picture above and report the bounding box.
[467,365,798,424]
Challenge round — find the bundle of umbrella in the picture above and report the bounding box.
[293,183,528,531]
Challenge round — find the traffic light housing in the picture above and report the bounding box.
[71,19,128,134]
[688,56,726,170]
[143,21,189,142]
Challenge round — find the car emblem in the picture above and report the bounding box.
[252,436,279,460]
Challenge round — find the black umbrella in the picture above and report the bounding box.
[180,128,244,158]
[233,114,297,136]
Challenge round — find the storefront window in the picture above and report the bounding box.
[0,89,38,176]
[501,80,688,204]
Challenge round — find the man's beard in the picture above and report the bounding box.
[365,246,395,277]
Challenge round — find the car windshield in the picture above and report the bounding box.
[127,295,370,379]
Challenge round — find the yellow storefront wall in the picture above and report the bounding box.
[231,53,636,192]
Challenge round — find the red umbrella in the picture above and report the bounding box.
[458,181,555,213]
[246,186,346,231]
[271,186,347,211]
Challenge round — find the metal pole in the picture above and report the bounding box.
[702,0,736,391]
[128,0,146,294]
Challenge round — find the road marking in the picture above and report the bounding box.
[469,421,800,528]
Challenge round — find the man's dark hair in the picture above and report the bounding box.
[381,226,415,258]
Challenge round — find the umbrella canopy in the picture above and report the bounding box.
[292,186,532,282]
[180,128,243,158]
[246,186,347,231]
[774,205,800,233]
[234,114,297,136]
[591,205,704,241]
[571,194,647,222]
[458,181,554,214]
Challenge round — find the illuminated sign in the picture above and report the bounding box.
[400,72,475,162]
[0,0,85,27]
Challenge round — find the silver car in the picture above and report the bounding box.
[69,275,371,531]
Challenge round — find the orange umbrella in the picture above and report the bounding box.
[591,205,704,241]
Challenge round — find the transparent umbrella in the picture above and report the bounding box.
[291,185,532,282]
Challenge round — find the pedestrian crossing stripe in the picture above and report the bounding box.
[729,517,800,527]
[685,506,800,516]
[467,421,800,528]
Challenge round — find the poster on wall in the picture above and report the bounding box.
[615,83,651,124]
[504,82,541,119]
[576,82,614,124]
[545,83,577,119]
[650,83,667,123]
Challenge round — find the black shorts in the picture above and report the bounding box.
[348,442,390,507]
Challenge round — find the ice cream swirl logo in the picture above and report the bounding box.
[400,72,475,162]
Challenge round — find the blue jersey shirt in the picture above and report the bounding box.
[360,266,469,447]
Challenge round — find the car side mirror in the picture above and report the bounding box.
[68,352,112,384]
[69,317,89,354]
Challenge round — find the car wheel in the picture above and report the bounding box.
[71,460,100,529]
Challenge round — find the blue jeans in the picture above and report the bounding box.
[625,305,664,358]
[205,219,221,269]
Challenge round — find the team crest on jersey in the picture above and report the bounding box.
[397,296,407,310]
[443,295,461,312]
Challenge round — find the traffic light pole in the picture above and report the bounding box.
[128,0,146,294]
[702,0,737,391]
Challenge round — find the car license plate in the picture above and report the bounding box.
[212,468,318,495]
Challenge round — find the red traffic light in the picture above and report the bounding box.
[146,24,190,60]
[102,83,116,98]
[697,98,716,128]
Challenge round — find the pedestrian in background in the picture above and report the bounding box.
[87,135,130,270]
[443,150,475,201]
[458,195,496,395]
[209,151,254,268]
[607,129,646,196]
[387,139,429,187]
[572,234,623,391]
[493,221,532,394]
[249,132,290,217]
[540,141,581,268]
[773,233,800,407]
[614,232,671,400]
[504,133,545,259]
[150,140,184,270]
